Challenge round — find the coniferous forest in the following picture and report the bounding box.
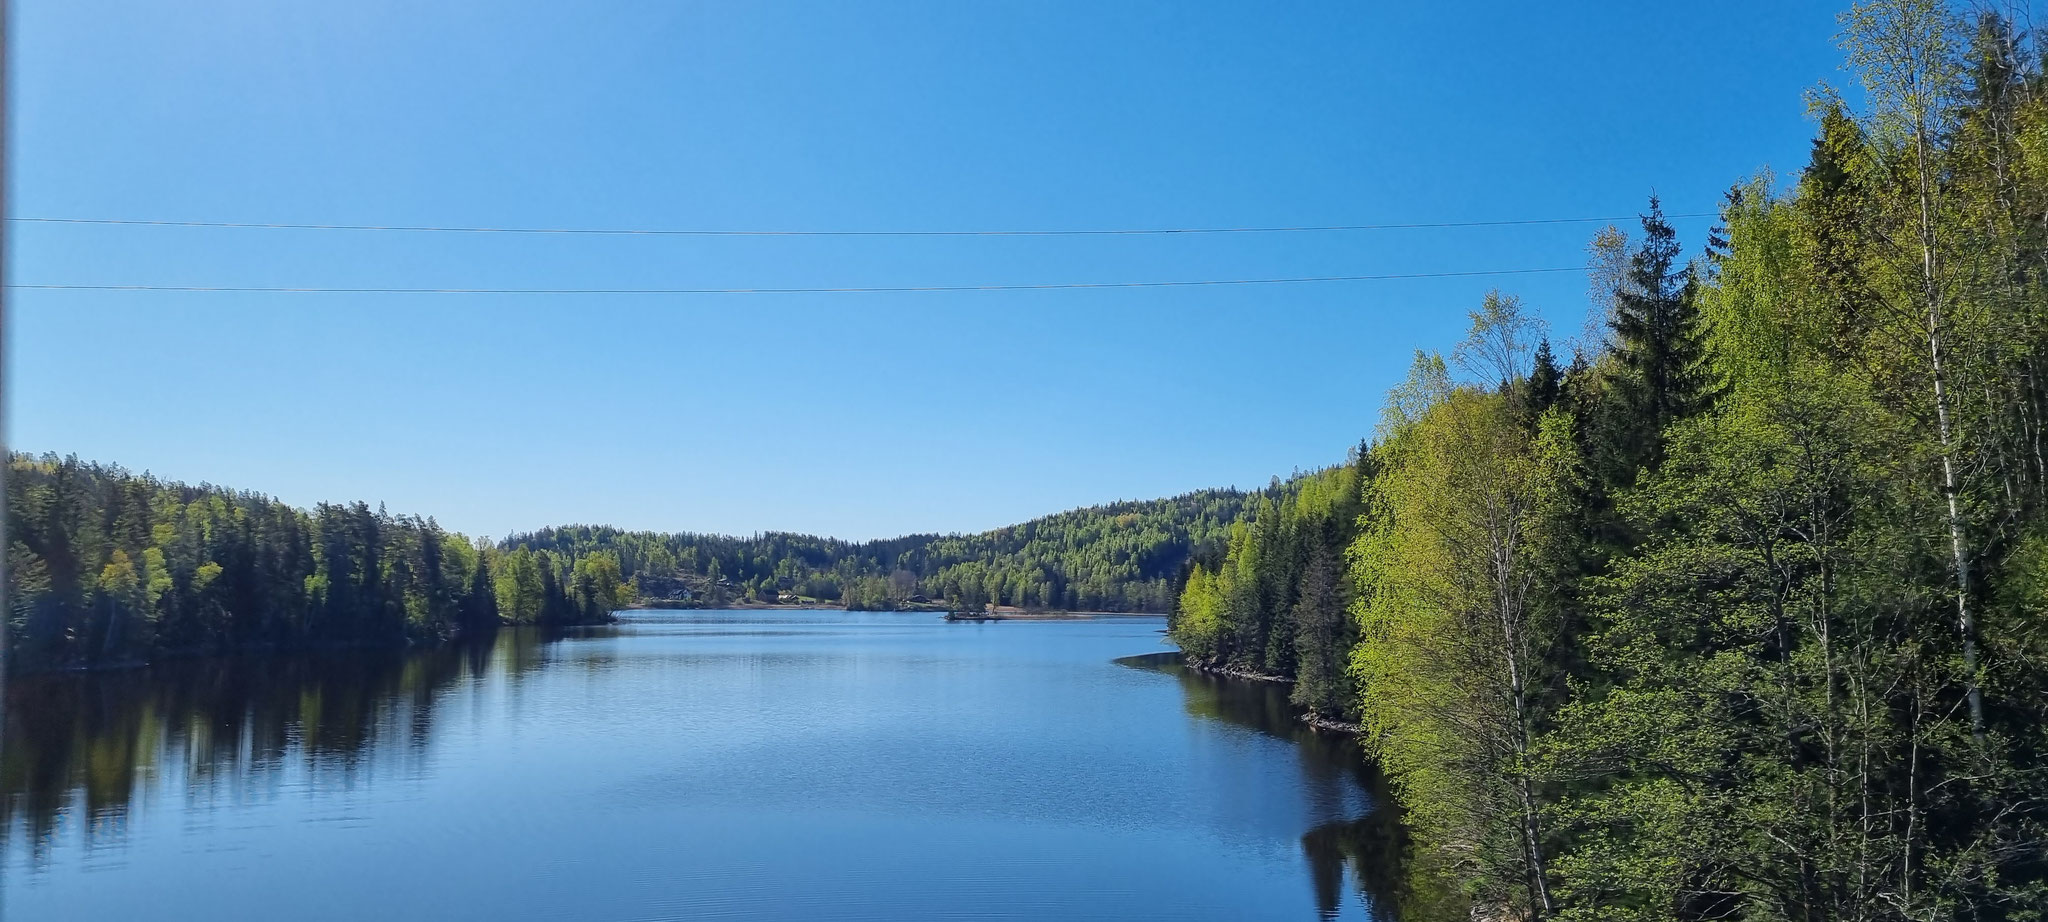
[1171,5,2048,919]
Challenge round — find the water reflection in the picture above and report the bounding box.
[1118,651,1413,922]
[3,618,1423,921]
[0,628,552,867]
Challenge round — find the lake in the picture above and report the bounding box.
[1,610,1404,920]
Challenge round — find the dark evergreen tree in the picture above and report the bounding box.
[1604,196,1716,474]
[464,546,499,631]
[1526,338,1562,419]
[538,554,567,624]
[1288,541,1348,716]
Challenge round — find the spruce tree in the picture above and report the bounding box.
[1288,541,1346,716]
[1526,338,1562,421]
[1606,196,1715,471]
[465,548,499,631]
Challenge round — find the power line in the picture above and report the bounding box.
[9,213,1715,238]
[9,265,1589,295]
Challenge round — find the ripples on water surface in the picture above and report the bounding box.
[1,610,1403,920]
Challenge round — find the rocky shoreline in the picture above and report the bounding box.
[1178,655,1363,735]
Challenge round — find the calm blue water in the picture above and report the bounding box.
[1,610,1399,920]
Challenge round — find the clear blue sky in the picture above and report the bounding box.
[14,0,1849,540]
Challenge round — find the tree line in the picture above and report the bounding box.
[3,455,1251,670]
[1171,4,2048,919]
[505,488,1249,613]
[6,455,625,671]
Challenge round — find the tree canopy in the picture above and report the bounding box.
[6,455,621,670]
[1169,6,2048,916]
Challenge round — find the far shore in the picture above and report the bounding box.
[621,601,1164,619]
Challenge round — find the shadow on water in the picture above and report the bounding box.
[1117,651,1422,922]
[0,627,555,867]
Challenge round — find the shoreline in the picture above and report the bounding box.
[942,609,1162,622]
[1177,655,1364,735]
[12,615,617,676]
[626,602,1165,619]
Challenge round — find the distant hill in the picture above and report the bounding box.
[5,448,1269,672]
[505,488,1254,612]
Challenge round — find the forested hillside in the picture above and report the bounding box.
[5,455,625,671]
[3,460,1247,669]
[507,488,1250,612]
[1171,4,2048,918]
[1173,458,1370,718]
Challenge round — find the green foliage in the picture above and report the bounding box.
[1353,386,1558,917]
[1168,10,2048,916]
[15,9,2048,918]
[1168,458,1369,711]
[1171,565,1224,661]
[5,455,607,670]
[1542,382,1926,922]
[507,488,1249,614]
[1598,197,1719,479]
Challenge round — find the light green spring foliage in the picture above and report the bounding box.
[1173,564,1226,661]
[1379,350,1453,441]
[1541,380,1913,922]
[1697,176,1807,392]
[6,454,623,668]
[1176,6,2048,917]
[509,488,1250,615]
[1167,461,1368,710]
[493,548,547,626]
[1352,385,1554,914]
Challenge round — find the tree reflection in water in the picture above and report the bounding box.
[12,631,1433,921]
[1121,651,1438,922]
[0,627,574,867]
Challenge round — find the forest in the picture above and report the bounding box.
[1170,4,2048,919]
[5,456,627,671]
[2,459,1247,669]
[10,2,2046,917]
[506,488,1248,614]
